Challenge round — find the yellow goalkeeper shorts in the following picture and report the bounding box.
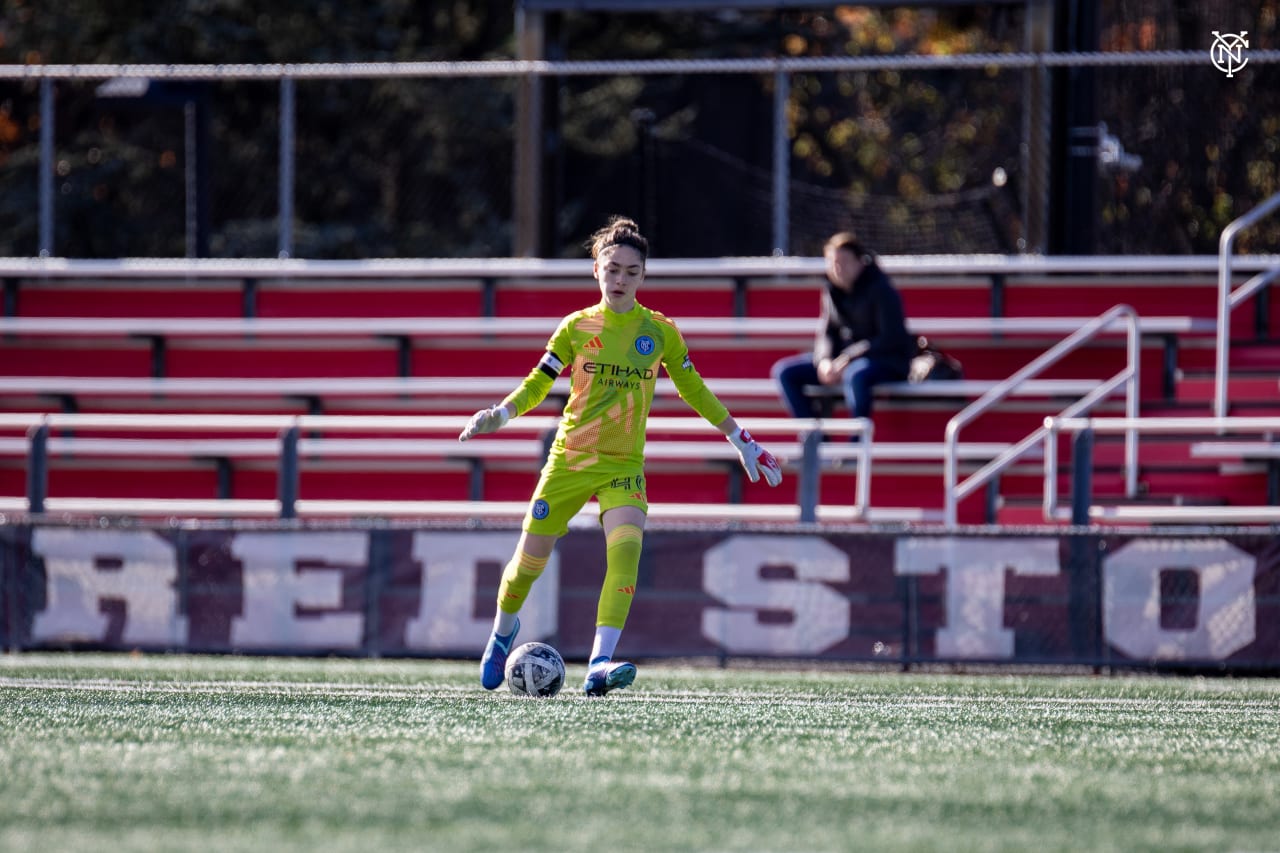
[523,459,649,537]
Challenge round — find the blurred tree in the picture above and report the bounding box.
[1,1,1277,257]
[1096,0,1280,253]
[0,0,517,257]
[550,5,1024,255]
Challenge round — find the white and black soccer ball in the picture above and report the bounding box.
[505,641,565,698]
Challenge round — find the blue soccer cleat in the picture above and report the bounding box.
[582,656,637,696]
[480,617,520,690]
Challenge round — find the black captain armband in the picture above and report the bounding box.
[538,351,565,378]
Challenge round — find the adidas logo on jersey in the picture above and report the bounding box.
[584,335,604,350]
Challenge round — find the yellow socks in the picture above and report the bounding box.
[596,523,643,629]
[496,550,549,615]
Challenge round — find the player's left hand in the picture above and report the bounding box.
[728,427,783,487]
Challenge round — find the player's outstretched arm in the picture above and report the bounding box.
[459,404,512,442]
[718,417,782,487]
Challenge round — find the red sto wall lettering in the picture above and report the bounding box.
[9,527,1276,665]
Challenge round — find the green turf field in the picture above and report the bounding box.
[2,653,1278,852]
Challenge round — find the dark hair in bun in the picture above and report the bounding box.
[588,215,650,261]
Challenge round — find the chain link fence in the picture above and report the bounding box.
[1,50,1277,259]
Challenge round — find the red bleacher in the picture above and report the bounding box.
[14,281,245,318]
[1,257,1276,525]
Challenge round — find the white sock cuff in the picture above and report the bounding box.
[590,625,623,663]
[494,610,519,636]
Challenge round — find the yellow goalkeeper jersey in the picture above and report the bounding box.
[501,301,729,470]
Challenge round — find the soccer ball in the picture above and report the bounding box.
[505,641,566,698]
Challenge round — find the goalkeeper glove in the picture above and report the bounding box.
[727,427,783,487]
[459,405,510,442]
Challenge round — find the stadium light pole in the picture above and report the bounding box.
[38,79,55,258]
[514,5,546,257]
[278,76,295,260]
[771,69,789,256]
[1022,0,1053,254]
[1049,0,1099,254]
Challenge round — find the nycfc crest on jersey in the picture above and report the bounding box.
[634,335,655,355]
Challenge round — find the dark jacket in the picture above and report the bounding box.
[813,262,914,374]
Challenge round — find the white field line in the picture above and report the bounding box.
[0,676,475,701]
[1,675,1278,715]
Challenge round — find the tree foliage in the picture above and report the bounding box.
[1,1,1276,258]
[0,0,516,257]
[1095,0,1280,253]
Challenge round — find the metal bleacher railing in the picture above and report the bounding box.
[0,313,1213,397]
[942,303,1141,527]
[1044,415,1280,525]
[0,308,1170,525]
[1216,191,1280,417]
[0,412,880,525]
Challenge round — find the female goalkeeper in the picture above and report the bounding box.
[459,215,783,696]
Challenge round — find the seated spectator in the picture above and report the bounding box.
[771,231,914,425]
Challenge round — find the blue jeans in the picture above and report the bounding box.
[771,352,905,419]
